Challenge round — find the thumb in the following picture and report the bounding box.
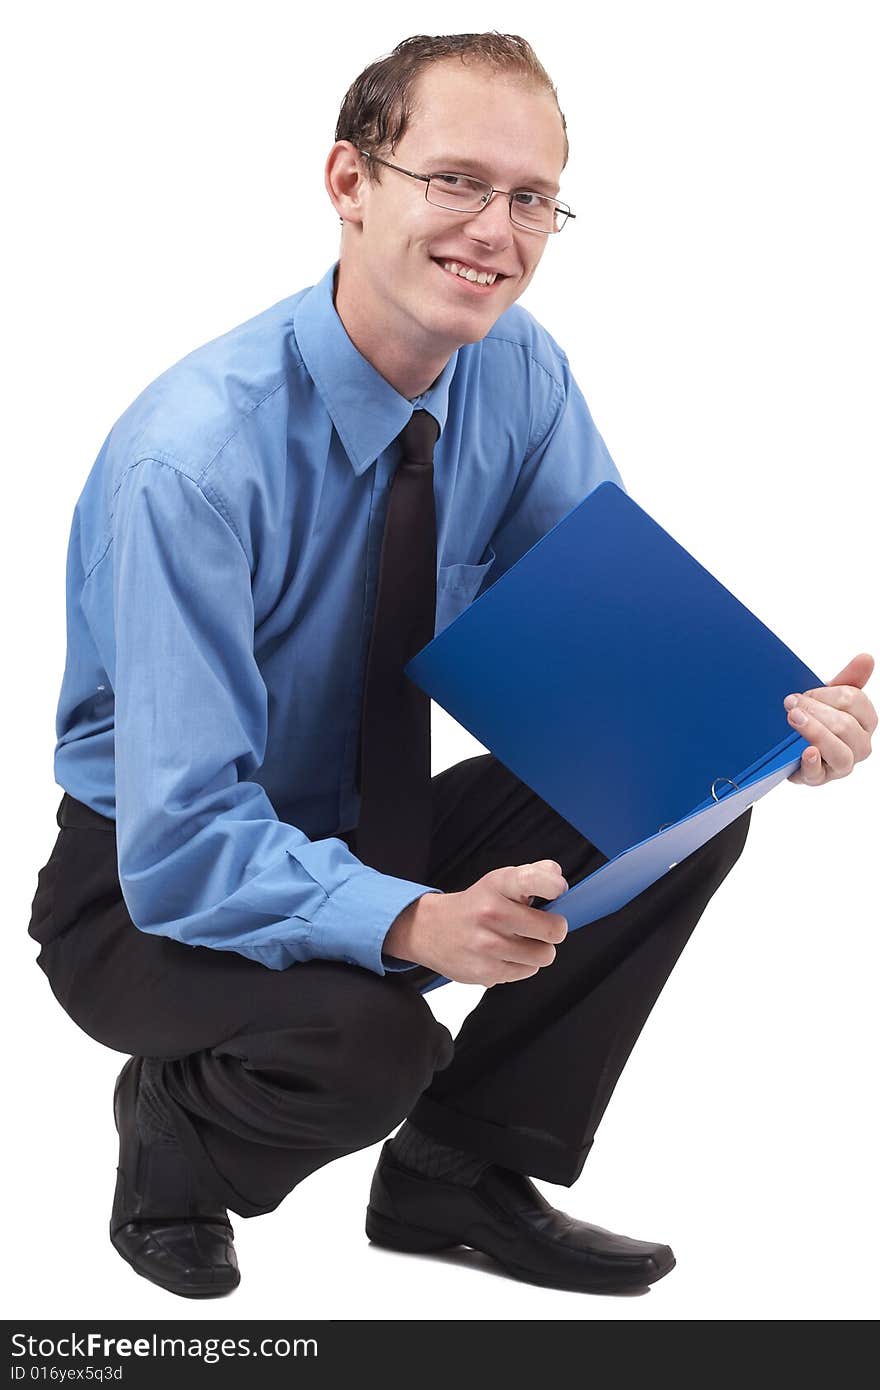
[824,652,875,690]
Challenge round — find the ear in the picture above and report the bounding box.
[326,141,368,229]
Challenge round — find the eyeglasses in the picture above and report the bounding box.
[357,150,575,235]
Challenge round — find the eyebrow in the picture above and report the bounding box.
[424,154,561,197]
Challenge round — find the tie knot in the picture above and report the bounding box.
[399,409,440,466]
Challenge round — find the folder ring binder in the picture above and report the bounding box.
[711,776,740,802]
[657,773,744,833]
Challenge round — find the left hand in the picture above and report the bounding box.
[785,652,876,786]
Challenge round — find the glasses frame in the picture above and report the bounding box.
[356,149,575,234]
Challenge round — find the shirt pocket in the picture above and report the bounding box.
[435,547,496,637]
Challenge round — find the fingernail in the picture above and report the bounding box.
[790,708,807,726]
[784,694,799,710]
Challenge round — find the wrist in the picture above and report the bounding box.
[384,890,439,967]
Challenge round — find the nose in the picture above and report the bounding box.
[460,189,515,247]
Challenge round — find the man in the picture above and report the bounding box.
[28,33,875,1300]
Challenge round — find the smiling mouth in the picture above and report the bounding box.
[432,258,509,292]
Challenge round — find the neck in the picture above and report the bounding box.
[332,261,450,400]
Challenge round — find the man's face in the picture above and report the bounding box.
[344,60,567,353]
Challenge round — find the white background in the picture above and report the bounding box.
[4,0,877,1323]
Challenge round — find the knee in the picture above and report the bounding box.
[213,977,453,1151]
[328,984,454,1144]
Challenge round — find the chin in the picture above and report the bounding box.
[456,318,503,345]
[426,313,499,350]
[435,291,511,329]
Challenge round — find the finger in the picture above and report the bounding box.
[527,908,570,944]
[796,686,879,737]
[785,694,871,767]
[496,935,558,970]
[784,702,854,777]
[515,906,569,946]
[786,691,867,742]
[491,960,543,986]
[499,860,569,907]
[788,745,828,786]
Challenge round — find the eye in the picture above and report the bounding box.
[513,191,542,207]
[434,173,463,187]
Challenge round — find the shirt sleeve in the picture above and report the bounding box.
[111,458,439,975]
[487,350,626,582]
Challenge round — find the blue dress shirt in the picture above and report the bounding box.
[53,260,624,975]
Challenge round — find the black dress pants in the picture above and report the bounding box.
[27,754,751,1217]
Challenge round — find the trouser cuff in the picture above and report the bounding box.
[407,1095,592,1187]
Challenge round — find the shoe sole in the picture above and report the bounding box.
[365,1205,676,1294]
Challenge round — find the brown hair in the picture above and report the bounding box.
[334,32,569,186]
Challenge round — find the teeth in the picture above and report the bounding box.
[440,260,498,286]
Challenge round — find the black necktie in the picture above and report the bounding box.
[355,409,439,881]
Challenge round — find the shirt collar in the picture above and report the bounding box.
[293,261,458,476]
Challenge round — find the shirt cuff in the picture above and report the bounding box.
[307,869,443,976]
[381,952,422,973]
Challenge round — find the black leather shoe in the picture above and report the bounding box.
[366,1139,675,1293]
[109,1056,240,1298]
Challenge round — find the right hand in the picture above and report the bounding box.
[384,860,570,987]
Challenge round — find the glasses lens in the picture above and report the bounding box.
[428,174,566,233]
[427,173,489,210]
[510,195,566,233]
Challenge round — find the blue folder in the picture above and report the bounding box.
[406,482,825,990]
